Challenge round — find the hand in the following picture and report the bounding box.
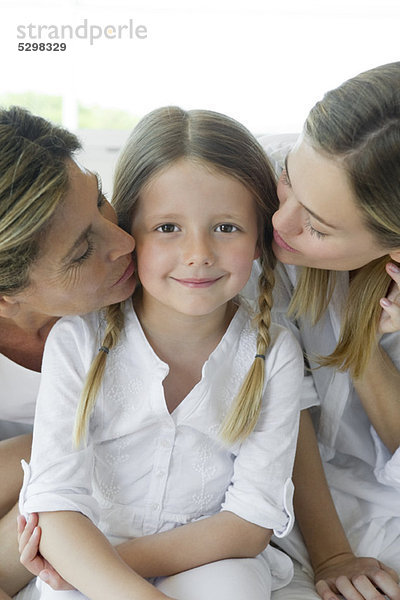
[315,553,400,600]
[379,262,400,335]
[17,513,74,591]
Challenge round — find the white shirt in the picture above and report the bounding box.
[272,262,400,566]
[21,300,302,552]
[0,352,39,440]
[0,353,40,425]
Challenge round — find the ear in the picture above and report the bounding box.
[0,295,21,318]
[253,244,261,260]
[389,249,400,263]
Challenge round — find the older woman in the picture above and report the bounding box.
[0,106,136,599]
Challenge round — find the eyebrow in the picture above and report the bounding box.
[284,154,340,230]
[61,172,103,263]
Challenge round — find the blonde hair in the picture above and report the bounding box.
[0,106,80,294]
[74,106,278,446]
[289,62,400,377]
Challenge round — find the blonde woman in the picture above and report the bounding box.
[18,107,302,600]
[0,106,136,600]
[264,62,400,600]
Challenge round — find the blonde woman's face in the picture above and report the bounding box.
[14,160,136,317]
[272,137,394,271]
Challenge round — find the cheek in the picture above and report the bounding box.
[135,241,168,283]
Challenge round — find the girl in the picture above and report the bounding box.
[19,107,303,600]
[262,62,400,600]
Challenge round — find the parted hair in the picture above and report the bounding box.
[73,106,279,446]
[0,106,81,294]
[289,62,400,377]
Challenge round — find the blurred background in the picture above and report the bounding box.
[1,0,399,192]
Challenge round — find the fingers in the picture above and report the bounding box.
[331,572,400,600]
[16,514,26,538]
[386,262,400,286]
[379,263,400,334]
[368,568,400,600]
[379,297,400,333]
[315,579,342,600]
[19,524,42,568]
[379,562,400,584]
[336,575,375,599]
[17,513,39,553]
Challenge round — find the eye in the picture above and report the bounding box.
[98,193,108,209]
[156,223,179,233]
[304,217,327,240]
[73,238,95,266]
[215,224,238,233]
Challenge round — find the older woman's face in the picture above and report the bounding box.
[13,160,136,318]
[272,137,397,271]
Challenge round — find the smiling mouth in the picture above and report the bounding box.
[112,259,135,286]
[273,230,299,253]
[172,277,223,288]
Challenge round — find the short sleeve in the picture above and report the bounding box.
[221,326,303,537]
[19,314,102,525]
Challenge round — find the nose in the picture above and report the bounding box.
[107,221,135,261]
[183,233,215,267]
[272,195,303,237]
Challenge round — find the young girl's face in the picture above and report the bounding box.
[272,136,397,271]
[131,159,260,318]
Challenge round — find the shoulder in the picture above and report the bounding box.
[46,309,105,353]
[236,301,303,370]
[268,322,303,365]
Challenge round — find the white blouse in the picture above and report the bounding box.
[20,299,303,552]
[271,262,400,568]
[0,352,39,440]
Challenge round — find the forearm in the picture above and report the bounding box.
[117,511,271,578]
[38,511,170,600]
[353,345,400,453]
[292,410,353,574]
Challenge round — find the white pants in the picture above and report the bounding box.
[271,562,320,600]
[15,554,274,600]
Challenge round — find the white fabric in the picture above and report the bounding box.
[20,298,303,596]
[13,578,39,600]
[0,352,39,439]
[30,552,277,600]
[270,262,400,575]
[271,561,321,600]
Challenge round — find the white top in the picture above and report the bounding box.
[0,352,39,439]
[271,263,400,567]
[20,299,302,554]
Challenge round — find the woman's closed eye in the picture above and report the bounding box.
[72,237,95,266]
[304,217,327,239]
